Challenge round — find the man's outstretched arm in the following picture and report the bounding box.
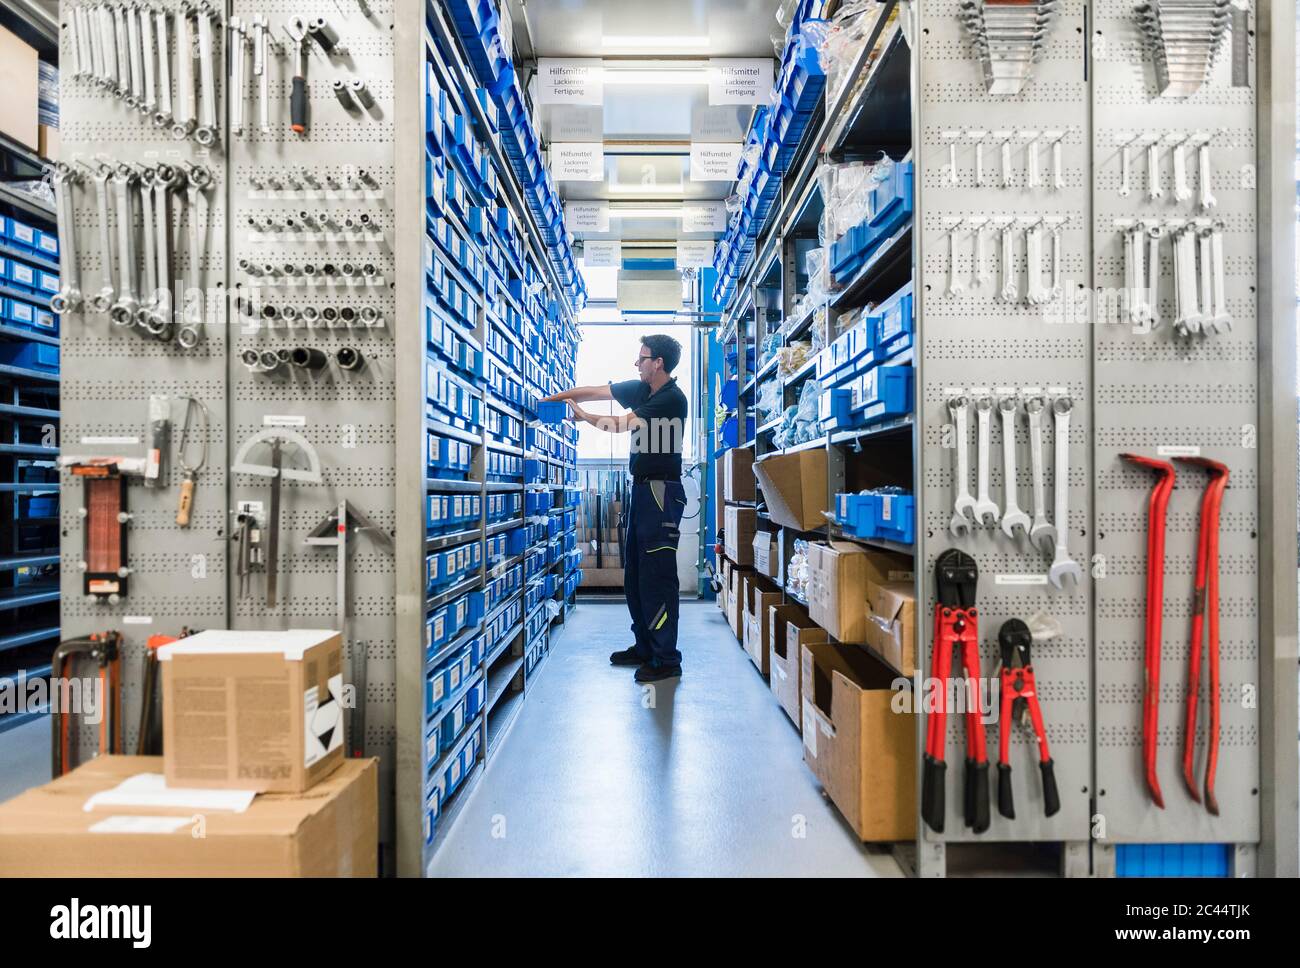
[567,401,643,435]
[541,384,614,404]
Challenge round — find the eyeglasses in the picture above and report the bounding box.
[635,354,654,366]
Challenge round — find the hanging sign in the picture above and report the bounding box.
[676,241,716,268]
[683,202,727,233]
[690,142,743,181]
[564,202,609,233]
[709,59,774,105]
[551,143,605,181]
[537,58,603,105]
[584,241,622,268]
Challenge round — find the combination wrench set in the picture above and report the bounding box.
[946,391,1083,590]
[65,0,223,146]
[942,215,1067,306]
[939,128,1069,191]
[1112,130,1220,210]
[1116,216,1231,336]
[50,156,215,349]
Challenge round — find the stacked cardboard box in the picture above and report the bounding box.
[767,603,828,728]
[806,540,917,674]
[741,577,783,675]
[719,448,758,569]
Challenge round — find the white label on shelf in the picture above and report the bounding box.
[80,436,140,446]
[537,58,603,104]
[995,387,1016,395]
[237,500,264,518]
[969,386,990,395]
[887,570,915,582]
[1157,444,1202,458]
[676,240,715,268]
[564,202,609,233]
[995,574,1050,586]
[1023,386,1043,395]
[682,202,727,234]
[123,615,153,625]
[550,142,605,181]
[1047,386,1068,395]
[263,415,307,427]
[583,240,621,268]
[881,495,893,521]
[943,387,965,396]
[690,142,743,181]
[708,58,774,105]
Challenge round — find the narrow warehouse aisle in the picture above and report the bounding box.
[428,602,904,877]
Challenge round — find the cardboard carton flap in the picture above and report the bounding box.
[752,451,828,531]
[869,581,912,626]
[158,628,339,661]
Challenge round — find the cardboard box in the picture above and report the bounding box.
[801,640,915,841]
[722,446,755,502]
[768,604,828,729]
[807,541,912,644]
[0,755,378,877]
[741,577,783,675]
[0,27,38,151]
[714,456,727,536]
[724,504,757,565]
[726,564,753,640]
[159,629,345,793]
[864,580,917,674]
[752,530,778,579]
[37,123,59,162]
[753,450,828,531]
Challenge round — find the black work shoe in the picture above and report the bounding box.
[609,647,645,667]
[634,663,683,683]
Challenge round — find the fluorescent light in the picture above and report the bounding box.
[610,207,688,219]
[602,35,711,49]
[601,68,712,86]
[606,182,685,195]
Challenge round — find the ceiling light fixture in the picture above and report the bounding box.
[606,182,686,195]
[601,35,711,49]
[600,66,713,86]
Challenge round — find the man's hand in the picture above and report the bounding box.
[566,400,588,424]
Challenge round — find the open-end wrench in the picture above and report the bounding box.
[1146,138,1163,202]
[1145,222,1162,329]
[1023,131,1040,189]
[89,161,116,313]
[1118,133,1133,197]
[1209,220,1231,332]
[1047,396,1083,589]
[99,4,121,95]
[139,2,157,115]
[949,396,977,536]
[971,217,990,289]
[996,131,1013,188]
[177,163,213,349]
[172,3,195,140]
[1049,131,1065,191]
[193,3,218,147]
[230,16,245,137]
[134,166,158,327]
[1197,139,1216,211]
[255,14,270,133]
[999,397,1030,539]
[1174,224,1202,335]
[154,5,173,128]
[83,6,103,85]
[974,395,1000,526]
[945,219,965,298]
[1026,395,1055,554]
[109,164,140,328]
[50,165,83,315]
[1197,222,1214,335]
[970,131,987,187]
[68,5,85,78]
[1048,221,1063,299]
[998,220,1017,302]
[1025,221,1048,305]
[1171,135,1192,202]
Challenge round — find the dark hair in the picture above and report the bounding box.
[641,334,682,374]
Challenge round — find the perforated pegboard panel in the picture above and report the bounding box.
[226,0,398,845]
[1090,0,1260,844]
[57,0,231,760]
[917,1,1093,844]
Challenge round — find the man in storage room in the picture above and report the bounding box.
[542,335,690,682]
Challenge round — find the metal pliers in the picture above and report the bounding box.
[996,618,1061,820]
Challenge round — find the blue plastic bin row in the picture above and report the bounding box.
[426,429,473,480]
[485,405,522,447]
[525,488,553,515]
[0,255,58,296]
[831,161,915,282]
[427,491,480,532]
[0,342,58,371]
[427,639,479,720]
[486,595,522,647]
[1,296,56,334]
[525,578,546,613]
[524,546,546,581]
[0,215,58,258]
[427,364,482,429]
[427,537,483,592]
[427,591,473,652]
[487,491,522,523]
[526,603,548,641]
[474,561,522,619]
[486,450,523,479]
[835,489,915,546]
[426,301,483,377]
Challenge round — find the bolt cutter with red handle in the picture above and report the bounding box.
[922,549,989,834]
[996,618,1061,820]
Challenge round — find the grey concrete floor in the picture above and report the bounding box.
[428,601,905,877]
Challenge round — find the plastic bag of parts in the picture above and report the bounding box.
[772,404,799,449]
[779,341,812,377]
[796,378,822,425]
[805,247,830,302]
[762,329,783,362]
[756,379,782,421]
[809,306,829,353]
[788,539,811,597]
[816,0,889,103]
[546,600,561,620]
